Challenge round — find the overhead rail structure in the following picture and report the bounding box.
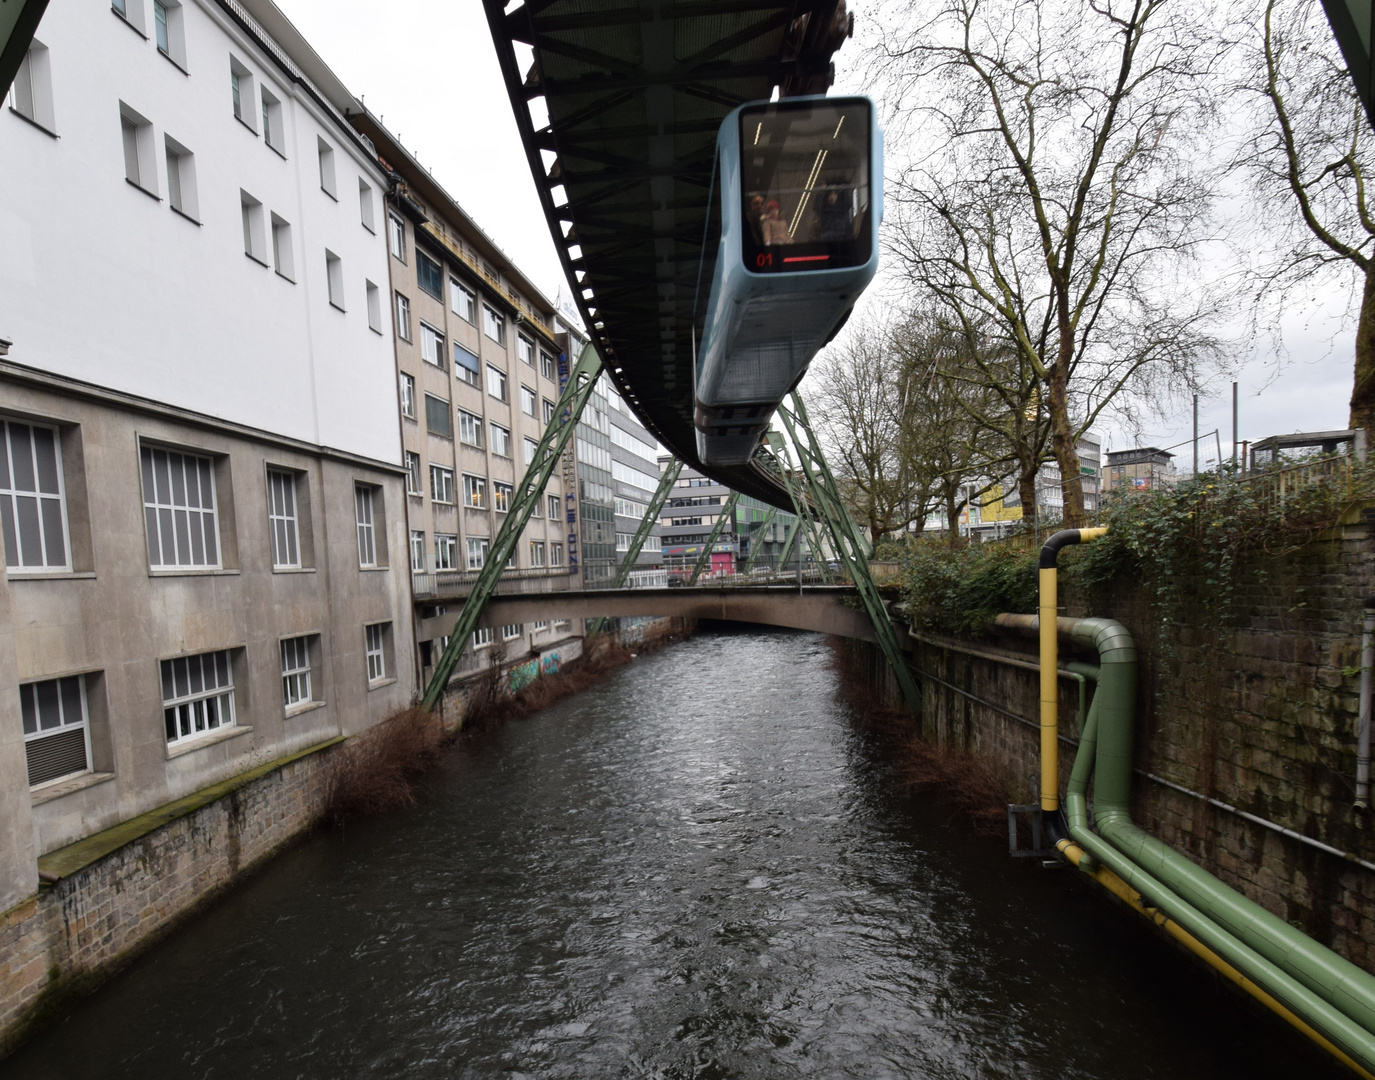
[481,0,853,508]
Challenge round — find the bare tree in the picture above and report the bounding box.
[873,0,1228,525]
[809,316,935,541]
[1233,0,1375,434]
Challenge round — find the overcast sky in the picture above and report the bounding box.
[274,0,1357,470]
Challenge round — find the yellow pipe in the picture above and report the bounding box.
[1039,527,1107,813]
[1056,839,1375,1080]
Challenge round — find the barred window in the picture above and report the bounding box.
[0,419,69,571]
[280,636,312,708]
[162,650,235,746]
[141,446,218,569]
[20,675,89,787]
[266,469,300,568]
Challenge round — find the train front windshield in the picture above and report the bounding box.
[739,99,872,274]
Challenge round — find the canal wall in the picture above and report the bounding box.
[885,509,1375,971]
[0,735,345,1055]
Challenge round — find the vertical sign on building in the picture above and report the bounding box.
[557,351,579,576]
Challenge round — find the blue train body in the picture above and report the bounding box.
[694,95,882,466]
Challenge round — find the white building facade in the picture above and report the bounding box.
[0,0,414,910]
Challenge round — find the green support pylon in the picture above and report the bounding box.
[421,341,604,710]
[688,490,740,584]
[586,458,683,637]
[742,505,778,572]
[775,392,921,713]
[761,432,831,583]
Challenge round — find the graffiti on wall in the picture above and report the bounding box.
[508,659,539,692]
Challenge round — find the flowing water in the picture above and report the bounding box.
[5,628,1348,1079]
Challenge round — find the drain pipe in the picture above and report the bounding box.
[1358,595,1375,809]
[1036,527,1107,834]
[999,611,1375,1076]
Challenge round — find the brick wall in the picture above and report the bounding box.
[0,741,340,1055]
[898,512,1375,970]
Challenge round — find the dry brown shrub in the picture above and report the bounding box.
[324,706,447,824]
[828,638,1011,835]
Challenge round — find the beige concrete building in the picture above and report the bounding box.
[348,112,584,689]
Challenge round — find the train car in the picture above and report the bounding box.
[693,95,882,466]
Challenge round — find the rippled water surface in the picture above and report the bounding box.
[6,628,1348,1079]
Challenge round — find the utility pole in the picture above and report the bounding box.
[1232,381,1239,469]
[1193,393,1199,481]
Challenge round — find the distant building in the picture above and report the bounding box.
[1106,447,1177,492]
[655,461,800,577]
[959,435,1102,538]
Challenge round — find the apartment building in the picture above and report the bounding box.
[577,375,666,587]
[346,111,582,685]
[655,461,800,577]
[0,0,414,909]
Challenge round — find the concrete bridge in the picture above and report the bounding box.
[416,585,883,645]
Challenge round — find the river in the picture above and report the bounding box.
[5,627,1347,1078]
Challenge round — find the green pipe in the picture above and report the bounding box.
[1023,612,1375,1071]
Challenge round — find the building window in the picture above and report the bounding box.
[518,336,534,366]
[490,423,511,458]
[266,469,301,568]
[325,250,344,309]
[430,465,454,504]
[451,278,475,322]
[7,39,55,134]
[434,533,458,571]
[417,250,443,299]
[159,136,198,221]
[533,620,549,632]
[121,102,156,194]
[365,623,388,682]
[355,485,376,566]
[616,532,632,552]
[271,213,293,280]
[388,213,405,261]
[455,345,480,387]
[261,85,284,154]
[395,292,411,341]
[1,419,69,572]
[142,446,218,569]
[419,323,445,369]
[410,529,425,571]
[482,305,505,344]
[466,536,489,570]
[493,481,513,513]
[162,651,235,747]
[502,623,522,641]
[359,178,375,232]
[521,385,537,417]
[486,365,507,402]
[317,137,337,199]
[543,398,556,425]
[424,393,453,439]
[472,626,493,649]
[366,281,382,333]
[462,474,486,509]
[399,373,416,419]
[281,636,313,708]
[229,57,253,128]
[550,542,563,566]
[540,351,556,381]
[241,190,266,264]
[548,493,561,520]
[644,536,661,552]
[405,452,422,496]
[458,410,483,448]
[21,675,90,787]
[524,437,538,465]
[529,540,545,566]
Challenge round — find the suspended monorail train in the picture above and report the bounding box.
[693,95,882,465]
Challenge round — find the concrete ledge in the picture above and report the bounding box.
[36,736,345,882]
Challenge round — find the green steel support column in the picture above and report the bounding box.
[0,0,50,100]
[742,505,779,572]
[761,433,830,582]
[688,490,740,585]
[586,459,683,637]
[421,342,603,710]
[776,393,921,712]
